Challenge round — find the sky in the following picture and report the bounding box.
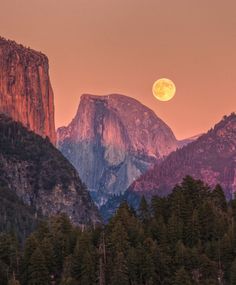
[1,0,236,139]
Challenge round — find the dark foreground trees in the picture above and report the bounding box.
[1,176,236,284]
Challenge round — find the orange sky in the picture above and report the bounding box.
[1,0,236,139]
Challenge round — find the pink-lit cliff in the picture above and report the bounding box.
[0,37,56,144]
[57,94,177,205]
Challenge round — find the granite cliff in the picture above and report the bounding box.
[0,114,101,226]
[0,37,56,144]
[57,94,178,205]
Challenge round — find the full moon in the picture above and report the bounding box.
[152,78,176,101]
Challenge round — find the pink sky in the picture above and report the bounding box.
[1,0,236,139]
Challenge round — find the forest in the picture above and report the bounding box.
[1,176,236,285]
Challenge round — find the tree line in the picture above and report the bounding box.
[1,176,236,284]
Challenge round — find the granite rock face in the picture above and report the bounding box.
[57,94,177,205]
[0,37,56,144]
[0,114,101,226]
[129,113,236,199]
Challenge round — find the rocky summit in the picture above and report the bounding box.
[129,113,236,199]
[0,114,101,227]
[0,37,56,144]
[57,94,177,205]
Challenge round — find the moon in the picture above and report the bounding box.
[152,78,176,101]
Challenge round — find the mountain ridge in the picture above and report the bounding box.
[0,114,101,226]
[128,112,236,199]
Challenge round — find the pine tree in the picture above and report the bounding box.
[51,214,74,273]
[109,221,129,253]
[174,267,192,285]
[127,247,138,284]
[142,238,158,284]
[27,247,50,285]
[21,235,39,284]
[98,233,106,285]
[40,237,54,274]
[71,231,97,283]
[110,252,129,285]
[186,209,200,247]
[230,258,236,284]
[199,254,218,281]
[80,250,97,285]
[198,201,216,242]
[149,215,167,247]
[22,235,39,264]
[151,196,167,220]
[212,185,227,212]
[0,234,19,283]
[167,214,183,248]
[60,255,73,283]
[175,241,189,268]
[138,196,150,223]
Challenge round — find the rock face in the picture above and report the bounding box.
[57,94,177,205]
[129,113,236,199]
[0,37,56,144]
[0,114,101,226]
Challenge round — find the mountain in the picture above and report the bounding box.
[0,114,101,227]
[0,36,56,144]
[129,113,236,199]
[177,133,203,148]
[57,94,177,206]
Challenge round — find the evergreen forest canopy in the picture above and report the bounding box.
[2,176,236,285]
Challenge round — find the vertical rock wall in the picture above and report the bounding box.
[0,37,56,144]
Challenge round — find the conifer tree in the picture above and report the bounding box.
[167,214,183,248]
[0,234,19,283]
[109,221,129,253]
[60,255,73,284]
[174,267,192,285]
[27,247,50,285]
[20,235,39,284]
[40,237,54,274]
[230,258,236,284]
[80,250,97,285]
[50,214,73,274]
[212,185,227,212]
[110,252,129,285]
[175,241,189,268]
[138,196,150,223]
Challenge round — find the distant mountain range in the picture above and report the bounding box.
[57,94,178,206]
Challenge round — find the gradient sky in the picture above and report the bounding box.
[1,0,236,139]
